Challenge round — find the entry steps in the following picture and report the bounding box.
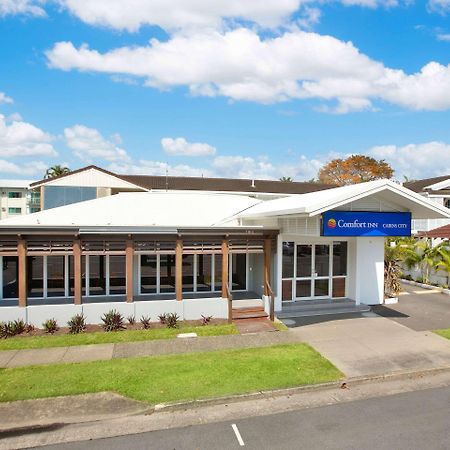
[277,298,370,319]
[232,299,267,320]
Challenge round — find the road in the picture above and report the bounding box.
[40,386,450,450]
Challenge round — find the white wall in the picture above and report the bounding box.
[350,236,385,305]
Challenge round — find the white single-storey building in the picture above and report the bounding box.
[1,174,449,326]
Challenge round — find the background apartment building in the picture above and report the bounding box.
[0,180,39,220]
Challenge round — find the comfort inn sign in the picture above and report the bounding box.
[322,211,412,237]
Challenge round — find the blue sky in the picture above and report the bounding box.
[1,0,450,181]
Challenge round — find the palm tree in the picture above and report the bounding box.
[434,243,450,286]
[279,176,293,182]
[403,238,440,285]
[44,165,71,179]
[384,242,403,297]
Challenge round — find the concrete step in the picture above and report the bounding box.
[277,303,370,319]
[232,307,268,320]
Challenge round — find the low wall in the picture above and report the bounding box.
[0,298,229,327]
[401,265,449,287]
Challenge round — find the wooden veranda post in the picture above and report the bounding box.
[176,238,183,301]
[18,238,27,307]
[73,238,82,305]
[221,238,229,298]
[126,238,134,303]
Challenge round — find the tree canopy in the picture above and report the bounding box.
[317,155,394,186]
[44,165,71,179]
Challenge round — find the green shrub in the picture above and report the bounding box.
[415,276,424,284]
[0,320,27,338]
[127,315,136,325]
[101,310,125,332]
[11,319,26,335]
[140,315,151,329]
[158,313,168,325]
[43,318,58,334]
[165,313,179,329]
[201,315,213,326]
[67,314,86,334]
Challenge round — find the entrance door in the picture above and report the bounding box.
[295,244,330,300]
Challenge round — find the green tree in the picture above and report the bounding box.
[403,238,440,285]
[279,176,293,182]
[434,243,450,286]
[44,165,71,179]
[384,242,403,297]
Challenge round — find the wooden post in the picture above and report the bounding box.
[73,239,82,305]
[126,239,134,303]
[221,238,229,298]
[175,238,183,301]
[264,238,271,296]
[17,238,27,307]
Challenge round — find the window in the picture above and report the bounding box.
[43,186,97,209]
[2,256,18,299]
[282,242,295,278]
[140,255,157,294]
[445,199,450,209]
[160,255,176,293]
[27,256,44,298]
[30,207,40,213]
[88,255,106,296]
[109,255,126,295]
[8,192,22,199]
[196,254,212,292]
[231,253,247,291]
[8,207,21,214]
[332,242,348,276]
[69,255,86,296]
[182,254,194,292]
[47,256,66,297]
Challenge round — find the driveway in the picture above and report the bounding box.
[372,282,450,331]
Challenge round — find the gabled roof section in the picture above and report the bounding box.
[403,175,450,193]
[239,179,450,220]
[30,165,149,191]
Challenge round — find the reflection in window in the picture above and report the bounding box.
[27,256,44,298]
[214,254,222,292]
[160,255,175,293]
[109,255,126,295]
[2,256,18,299]
[89,255,106,296]
[141,255,157,293]
[196,254,212,291]
[315,245,330,277]
[333,242,348,276]
[182,254,194,292]
[69,255,86,296]
[296,245,312,278]
[47,256,66,297]
[282,242,295,278]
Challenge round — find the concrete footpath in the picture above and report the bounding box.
[0,330,302,369]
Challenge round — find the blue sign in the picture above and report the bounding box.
[322,211,411,237]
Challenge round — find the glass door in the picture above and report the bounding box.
[295,243,331,300]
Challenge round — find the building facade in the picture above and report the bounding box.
[0,180,39,220]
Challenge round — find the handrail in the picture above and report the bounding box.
[225,283,233,324]
[265,281,275,322]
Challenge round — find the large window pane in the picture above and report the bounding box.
[89,255,106,296]
[214,254,222,292]
[315,245,330,277]
[69,255,86,296]
[47,256,66,297]
[160,254,175,293]
[333,242,348,276]
[282,242,295,278]
[27,256,44,298]
[231,253,247,291]
[3,256,18,299]
[140,255,157,294]
[314,279,329,297]
[196,254,212,291]
[109,255,126,295]
[296,245,312,278]
[182,254,194,292]
[296,280,311,298]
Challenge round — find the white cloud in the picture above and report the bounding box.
[161,137,217,156]
[0,159,48,176]
[64,124,130,162]
[212,155,278,179]
[437,33,450,41]
[368,141,450,179]
[428,0,450,14]
[0,0,46,17]
[0,114,56,157]
[0,92,13,104]
[46,28,450,112]
[108,160,211,177]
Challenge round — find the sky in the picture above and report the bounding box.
[1,0,450,182]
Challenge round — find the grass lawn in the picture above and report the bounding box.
[434,328,450,340]
[0,324,238,351]
[0,344,342,404]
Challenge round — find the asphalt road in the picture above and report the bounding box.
[40,386,450,450]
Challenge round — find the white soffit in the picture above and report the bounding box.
[32,167,147,190]
[239,179,450,220]
[423,178,450,191]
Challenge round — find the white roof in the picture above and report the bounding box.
[0,191,259,228]
[0,179,33,189]
[239,179,450,220]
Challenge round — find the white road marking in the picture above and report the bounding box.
[412,290,442,295]
[232,423,245,446]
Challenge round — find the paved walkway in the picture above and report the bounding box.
[289,313,450,377]
[372,282,450,331]
[0,330,301,369]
